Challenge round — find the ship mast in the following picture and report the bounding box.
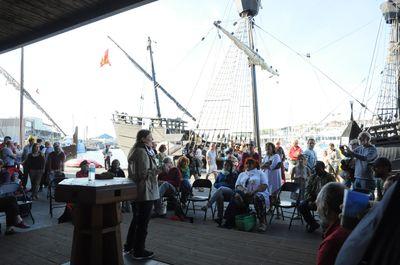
[147,37,161,118]
[377,0,400,122]
[237,0,262,154]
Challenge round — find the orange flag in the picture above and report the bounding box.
[100,49,111,67]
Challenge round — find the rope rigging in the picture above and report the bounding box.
[253,23,376,117]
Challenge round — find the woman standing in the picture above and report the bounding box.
[124,130,159,260]
[24,143,45,200]
[262,142,282,196]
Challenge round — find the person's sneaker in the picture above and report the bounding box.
[131,250,154,260]
[257,223,267,232]
[307,222,320,233]
[213,218,222,227]
[14,222,30,229]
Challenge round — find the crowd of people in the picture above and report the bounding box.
[122,129,399,263]
[1,130,399,264]
[0,135,66,235]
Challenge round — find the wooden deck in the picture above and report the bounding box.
[0,215,321,265]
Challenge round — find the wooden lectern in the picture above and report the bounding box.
[55,177,136,265]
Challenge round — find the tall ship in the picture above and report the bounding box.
[110,37,196,157]
[368,0,400,169]
[343,0,400,170]
[112,0,278,156]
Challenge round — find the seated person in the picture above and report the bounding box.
[223,158,269,232]
[290,154,311,200]
[339,158,355,188]
[316,182,350,265]
[153,157,182,217]
[76,160,89,178]
[108,159,126,178]
[372,157,392,201]
[58,160,88,223]
[0,159,11,185]
[201,160,238,225]
[0,192,30,235]
[298,161,336,233]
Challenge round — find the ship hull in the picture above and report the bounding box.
[113,121,186,158]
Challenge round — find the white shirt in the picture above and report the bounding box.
[206,149,217,172]
[235,169,270,206]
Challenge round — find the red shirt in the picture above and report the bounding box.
[289,146,302,161]
[317,220,351,265]
[158,167,182,188]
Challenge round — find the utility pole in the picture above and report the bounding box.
[19,47,24,146]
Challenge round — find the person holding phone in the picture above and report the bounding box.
[340,132,377,195]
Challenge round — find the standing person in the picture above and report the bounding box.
[124,129,159,260]
[298,161,336,233]
[155,144,167,169]
[36,138,44,153]
[288,139,302,176]
[46,142,66,180]
[206,143,218,179]
[102,144,112,170]
[195,145,204,171]
[21,136,35,163]
[291,154,311,200]
[238,141,260,173]
[186,147,200,181]
[261,142,282,196]
[302,138,317,173]
[23,143,45,200]
[340,132,378,194]
[14,142,23,168]
[21,136,35,186]
[324,143,340,178]
[275,141,287,183]
[39,141,53,191]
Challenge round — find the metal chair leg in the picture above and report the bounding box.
[289,207,297,230]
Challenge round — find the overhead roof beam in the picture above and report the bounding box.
[0,0,157,54]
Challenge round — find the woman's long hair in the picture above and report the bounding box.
[265,142,276,154]
[134,129,151,148]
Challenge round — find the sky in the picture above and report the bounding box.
[0,0,387,139]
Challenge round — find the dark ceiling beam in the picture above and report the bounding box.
[0,0,157,54]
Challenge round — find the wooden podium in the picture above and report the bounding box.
[55,177,136,265]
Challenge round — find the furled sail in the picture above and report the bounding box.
[214,21,279,76]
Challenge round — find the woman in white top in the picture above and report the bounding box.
[228,158,269,232]
[206,143,218,179]
[261,142,282,196]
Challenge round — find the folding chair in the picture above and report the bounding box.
[48,172,66,217]
[0,182,35,224]
[185,179,214,220]
[269,182,303,229]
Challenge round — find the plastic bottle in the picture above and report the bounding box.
[88,163,96,181]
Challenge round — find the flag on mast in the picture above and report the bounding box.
[100,49,111,67]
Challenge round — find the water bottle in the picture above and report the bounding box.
[89,163,96,181]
